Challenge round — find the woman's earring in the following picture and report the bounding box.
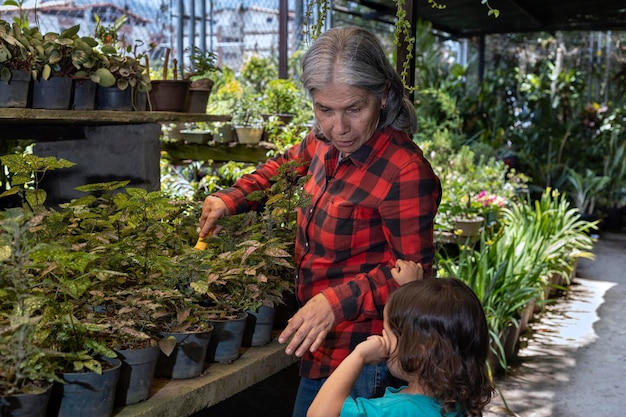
[381,103,387,111]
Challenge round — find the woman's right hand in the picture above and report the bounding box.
[199,196,229,238]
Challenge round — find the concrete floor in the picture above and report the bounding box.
[192,225,626,417]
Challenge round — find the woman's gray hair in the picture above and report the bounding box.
[301,26,417,136]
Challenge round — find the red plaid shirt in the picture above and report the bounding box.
[213,126,441,379]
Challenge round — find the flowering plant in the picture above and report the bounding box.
[476,191,507,210]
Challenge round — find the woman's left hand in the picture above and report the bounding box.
[278,293,335,357]
[390,259,423,286]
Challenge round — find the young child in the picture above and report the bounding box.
[307,276,494,417]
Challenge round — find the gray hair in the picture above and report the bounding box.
[301,26,417,136]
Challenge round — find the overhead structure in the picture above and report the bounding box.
[342,0,626,93]
[355,0,626,38]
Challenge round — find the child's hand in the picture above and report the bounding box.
[353,335,390,365]
[390,259,423,286]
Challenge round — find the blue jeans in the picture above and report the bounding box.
[291,363,403,417]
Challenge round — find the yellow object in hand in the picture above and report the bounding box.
[194,237,208,250]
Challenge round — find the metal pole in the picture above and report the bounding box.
[200,0,206,53]
[279,0,288,79]
[187,0,196,70]
[177,0,184,77]
[209,0,213,52]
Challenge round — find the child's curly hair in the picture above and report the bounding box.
[386,278,494,417]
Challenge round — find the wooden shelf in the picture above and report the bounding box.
[114,339,298,417]
[0,108,231,125]
[162,141,276,164]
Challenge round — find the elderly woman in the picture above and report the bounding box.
[199,26,441,417]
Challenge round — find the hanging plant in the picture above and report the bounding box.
[303,0,330,43]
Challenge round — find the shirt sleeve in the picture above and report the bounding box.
[212,135,316,214]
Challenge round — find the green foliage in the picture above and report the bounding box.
[184,46,220,80]
[93,14,127,47]
[599,127,626,209]
[50,182,196,283]
[240,55,277,94]
[437,188,596,369]
[303,0,329,42]
[393,0,416,89]
[433,145,528,230]
[192,161,311,318]
[0,19,41,83]
[264,117,312,156]
[31,180,210,346]
[207,76,262,126]
[565,168,610,215]
[0,208,63,396]
[91,15,151,91]
[36,25,100,80]
[1,0,30,27]
[0,204,118,375]
[0,153,76,210]
[259,79,301,115]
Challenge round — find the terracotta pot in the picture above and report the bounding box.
[185,78,214,113]
[148,80,191,112]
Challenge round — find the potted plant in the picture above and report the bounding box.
[453,192,485,238]
[184,46,220,113]
[49,181,216,379]
[147,47,191,112]
[259,78,301,124]
[193,161,310,349]
[33,24,103,110]
[20,215,122,417]
[0,161,122,417]
[0,208,62,417]
[133,285,215,380]
[0,19,40,108]
[28,25,96,110]
[38,280,123,417]
[91,15,152,111]
[475,190,508,226]
[231,84,264,145]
